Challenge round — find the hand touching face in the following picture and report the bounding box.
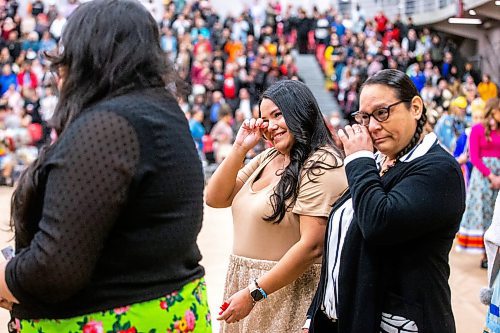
[259,98,295,155]
[337,124,374,156]
[234,117,269,151]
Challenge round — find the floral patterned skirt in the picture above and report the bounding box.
[13,278,211,333]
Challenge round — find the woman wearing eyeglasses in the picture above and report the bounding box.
[304,69,466,333]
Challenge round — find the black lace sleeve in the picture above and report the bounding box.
[6,110,140,304]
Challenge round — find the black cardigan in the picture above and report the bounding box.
[308,144,465,332]
[6,87,205,319]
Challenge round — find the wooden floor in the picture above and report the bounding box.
[0,187,488,332]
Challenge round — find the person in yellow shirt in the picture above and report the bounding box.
[478,74,498,102]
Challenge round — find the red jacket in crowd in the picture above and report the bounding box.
[17,71,38,89]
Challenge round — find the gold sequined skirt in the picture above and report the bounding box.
[220,254,321,333]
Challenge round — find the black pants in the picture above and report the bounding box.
[311,310,339,332]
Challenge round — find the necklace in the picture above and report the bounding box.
[380,156,398,176]
[275,154,288,176]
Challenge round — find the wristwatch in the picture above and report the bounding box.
[248,279,267,303]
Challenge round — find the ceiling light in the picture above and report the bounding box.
[448,17,482,24]
[496,0,500,5]
[468,9,476,15]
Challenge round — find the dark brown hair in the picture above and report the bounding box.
[259,80,343,223]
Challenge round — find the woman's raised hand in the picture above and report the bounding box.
[234,118,269,151]
[338,124,373,156]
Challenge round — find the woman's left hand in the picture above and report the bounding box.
[338,124,373,156]
[217,288,254,324]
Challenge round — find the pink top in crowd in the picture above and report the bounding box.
[469,123,500,177]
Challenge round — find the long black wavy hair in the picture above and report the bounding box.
[11,0,183,247]
[259,80,343,223]
[361,69,428,161]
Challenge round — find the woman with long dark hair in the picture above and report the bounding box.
[0,1,211,332]
[205,79,347,332]
[306,69,465,332]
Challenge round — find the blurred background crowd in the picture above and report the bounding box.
[0,0,498,190]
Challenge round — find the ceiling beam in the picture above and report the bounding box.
[474,7,500,21]
[431,21,483,40]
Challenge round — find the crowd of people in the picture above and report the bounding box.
[0,0,498,189]
[0,0,498,332]
[304,6,499,272]
[0,0,62,186]
[165,0,499,276]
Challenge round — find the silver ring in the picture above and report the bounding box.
[354,127,361,133]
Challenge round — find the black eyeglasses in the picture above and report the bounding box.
[352,100,409,126]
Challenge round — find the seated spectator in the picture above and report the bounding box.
[0,64,18,96]
[421,80,437,105]
[193,32,212,57]
[374,10,388,36]
[31,0,45,17]
[172,13,192,36]
[34,13,51,37]
[49,12,66,41]
[39,86,57,122]
[279,54,298,78]
[232,109,245,137]
[6,31,22,61]
[402,28,424,62]
[160,28,178,62]
[22,31,40,53]
[478,74,498,102]
[208,90,224,130]
[461,74,477,97]
[17,61,38,90]
[0,48,13,67]
[39,31,57,53]
[462,61,481,85]
[3,84,24,115]
[0,134,15,186]
[189,107,206,157]
[408,63,426,92]
[2,105,22,130]
[2,17,17,41]
[20,13,36,38]
[237,88,253,119]
[210,104,233,163]
[435,96,468,153]
[314,13,330,45]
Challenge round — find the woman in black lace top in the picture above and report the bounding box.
[0,1,211,332]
